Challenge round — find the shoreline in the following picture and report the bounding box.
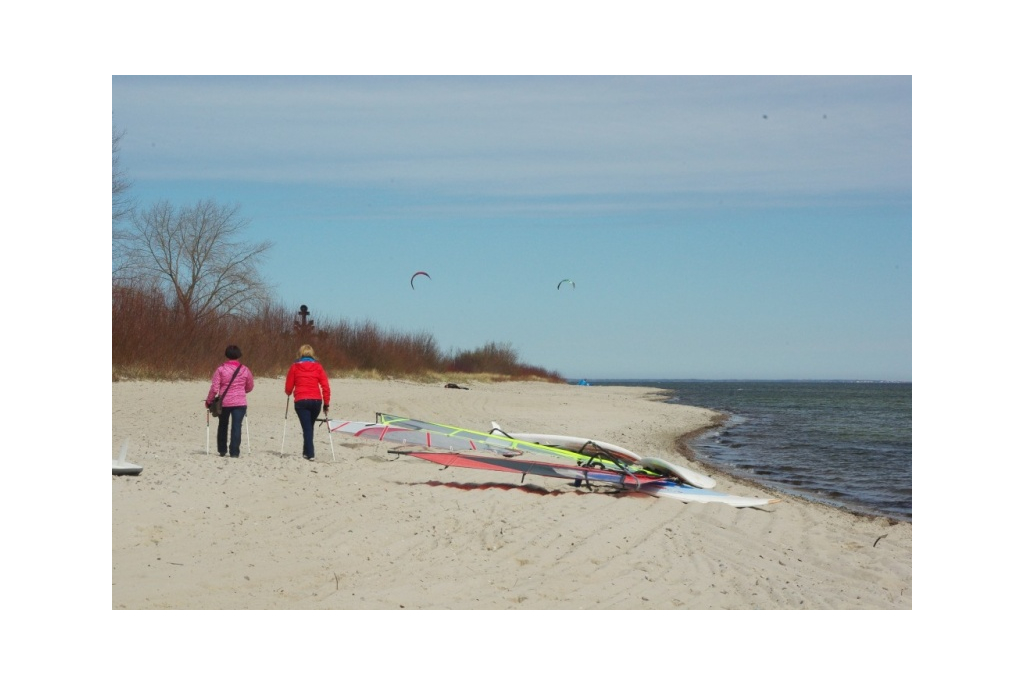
[113,378,912,609]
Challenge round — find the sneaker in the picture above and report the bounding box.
[304,455,315,461]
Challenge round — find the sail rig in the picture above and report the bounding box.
[327,413,650,474]
[326,414,780,508]
[404,451,661,490]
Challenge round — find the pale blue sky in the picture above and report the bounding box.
[113,76,911,380]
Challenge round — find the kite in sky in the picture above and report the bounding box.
[410,271,431,289]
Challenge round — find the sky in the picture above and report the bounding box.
[112,75,911,381]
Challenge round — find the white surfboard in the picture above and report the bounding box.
[113,439,143,476]
[490,423,716,489]
[639,481,780,507]
[112,460,143,476]
[636,456,716,490]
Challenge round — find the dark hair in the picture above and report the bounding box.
[225,345,242,360]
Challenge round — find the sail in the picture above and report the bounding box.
[327,414,650,474]
[326,419,521,457]
[403,451,662,490]
[379,414,651,472]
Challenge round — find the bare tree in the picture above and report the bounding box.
[112,121,134,227]
[123,199,273,325]
[113,121,135,282]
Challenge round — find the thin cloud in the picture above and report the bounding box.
[115,76,910,203]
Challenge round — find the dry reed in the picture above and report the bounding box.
[113,285,564,383]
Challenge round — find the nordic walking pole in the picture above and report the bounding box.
[324,407,336,462]
[244,412,252,456]
[206,407,211,456]
[280,396,290,457]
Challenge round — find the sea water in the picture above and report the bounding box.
[589,380,912,521]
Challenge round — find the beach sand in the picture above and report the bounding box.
[112,378,911,609]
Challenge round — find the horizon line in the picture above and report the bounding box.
[574,378,911,383]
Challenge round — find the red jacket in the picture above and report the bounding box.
[285,357,331,405]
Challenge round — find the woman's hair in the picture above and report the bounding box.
[298,344,315,359]
[225,345,242,360]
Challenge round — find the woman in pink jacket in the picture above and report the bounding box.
[205,345,255,457]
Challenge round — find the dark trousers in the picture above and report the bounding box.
[294,399,322,458]
[217,406,247,456]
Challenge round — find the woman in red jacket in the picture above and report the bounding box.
[284,344,331,460]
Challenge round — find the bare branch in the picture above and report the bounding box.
[112,121,134,227]
[112,120,137,282]
[120,199,273,324]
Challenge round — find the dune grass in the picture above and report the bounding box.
[112,285,564,383]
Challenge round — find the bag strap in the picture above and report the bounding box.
[220,364,243,396]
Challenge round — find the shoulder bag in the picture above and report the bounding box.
[210,365,243,417]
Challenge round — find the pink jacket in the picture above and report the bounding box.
[206,361,255,407]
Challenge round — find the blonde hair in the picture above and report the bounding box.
[298,344,315,359]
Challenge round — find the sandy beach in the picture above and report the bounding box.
[112,378,911,609]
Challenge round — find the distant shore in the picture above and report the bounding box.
[113,377,911,609]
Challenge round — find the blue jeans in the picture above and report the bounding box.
[294,399,322,458]
[217,406,247,457]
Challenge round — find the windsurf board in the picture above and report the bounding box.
[489,423,644,461]
[112,461,143,476]
[638,481,781,507]
[112,439,142,476]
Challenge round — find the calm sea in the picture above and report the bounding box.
[589,380,912,521]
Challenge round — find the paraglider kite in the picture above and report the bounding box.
[557,279,575,290]
[410,271,431,290]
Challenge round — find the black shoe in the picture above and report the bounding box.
[219,453,227,457]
